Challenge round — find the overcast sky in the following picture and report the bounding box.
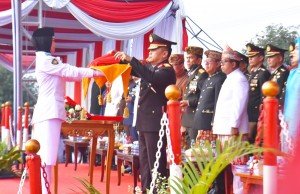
[183,0,300,52]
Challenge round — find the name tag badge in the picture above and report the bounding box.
[189,80,197,91]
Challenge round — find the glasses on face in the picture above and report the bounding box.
[205,59,217,64]
[220,59,232,64]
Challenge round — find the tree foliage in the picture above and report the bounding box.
[0,66,13,104]
[0,66,37,106]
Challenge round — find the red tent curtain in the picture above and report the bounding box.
[143,29,153,59]
[182,18,189,50]
[0,2,11,11]
[71,0,171,22]
[74,49,83,103]
[0,0,26,11]
[94,41,103,58]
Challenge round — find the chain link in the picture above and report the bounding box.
[278,109,294,153]
[41,163,52,194]
[17,167,28,194]
[149,113,168,194]
[165,115,175,164]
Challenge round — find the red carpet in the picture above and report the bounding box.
[0,163,140,194]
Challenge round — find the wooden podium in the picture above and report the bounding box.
[54,119,121,194]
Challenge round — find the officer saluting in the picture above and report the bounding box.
[180,46,208,148]
[114,34,176,193]
[265,44,289,105]
[246,43,270,143]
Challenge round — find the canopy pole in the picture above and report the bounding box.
[11,0,22,145]
[38,0,43,28]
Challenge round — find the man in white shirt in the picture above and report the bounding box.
[212,45,249,194]
[213,46,249,141]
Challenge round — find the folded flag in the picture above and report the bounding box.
[82,50,131,99]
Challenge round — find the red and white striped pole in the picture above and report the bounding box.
[4,101,12,148]
[25,139,42,194]
[22,102,30,150]
[16,106,23,148]
[1,103,5,142]
[262,81,279,194]
[165,85,182,193]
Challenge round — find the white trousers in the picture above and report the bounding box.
[32,119,62,165]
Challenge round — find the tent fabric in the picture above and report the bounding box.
[0,0,37,26]
[0,0,187,106]
[66,1,172,40]
[71,0,171,23]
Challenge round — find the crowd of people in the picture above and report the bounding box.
[30,26,299,193]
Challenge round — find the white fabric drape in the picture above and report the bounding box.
[43,0,70,9]
[0,0,37,26]
[65,53,76,98]
[66,2,172,40]
[102,39,116,55]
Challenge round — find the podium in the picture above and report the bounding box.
[54,119,121,194]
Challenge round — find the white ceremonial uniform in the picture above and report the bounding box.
[31,51,96,165]
[104,76,123,116]
[213,69,249,135]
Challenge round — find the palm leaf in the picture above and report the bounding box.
[171,135,266,194]
[74,177,101,194]
[0,143,22,172]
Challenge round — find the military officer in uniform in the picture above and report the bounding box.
[193,50,226,144]
[246,43,270,143]
[265,44,289,105]
[30,27,103,193]
[237,51,250,79]
[180,46,208,148]
[114,33,176,193]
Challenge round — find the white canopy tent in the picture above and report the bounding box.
[0,0,188,140]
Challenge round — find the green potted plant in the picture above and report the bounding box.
[171,136,265,194]
[0,142,22,178]
[77,136,268,194]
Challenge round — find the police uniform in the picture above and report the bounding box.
[265,44,289,105]
[181,46,208,147]
[130,34,176,192]
[237,51,251,79]
[245,44,271,143]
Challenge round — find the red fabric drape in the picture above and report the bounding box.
[74,50,83,103]
[94,41,103,58]
[115,40,121,51]
[0,0,26,11]
[71,0,171,22]
[182,18,189,51]
[143,30,153,59]
[0,1,11,12]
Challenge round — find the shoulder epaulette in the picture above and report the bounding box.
[280,67,286,72]
[157,63,171,68]
[198,68,205,74]
[52,58,59,65]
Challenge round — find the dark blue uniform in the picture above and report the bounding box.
[130,57,176,192]
[247,66,271,122]
[193,71,226,130]
[270,65,289,105]
[181,64,208,147]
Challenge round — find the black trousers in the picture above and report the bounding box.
[139,131,168,193]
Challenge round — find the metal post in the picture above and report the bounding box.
[11,0,22,146]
